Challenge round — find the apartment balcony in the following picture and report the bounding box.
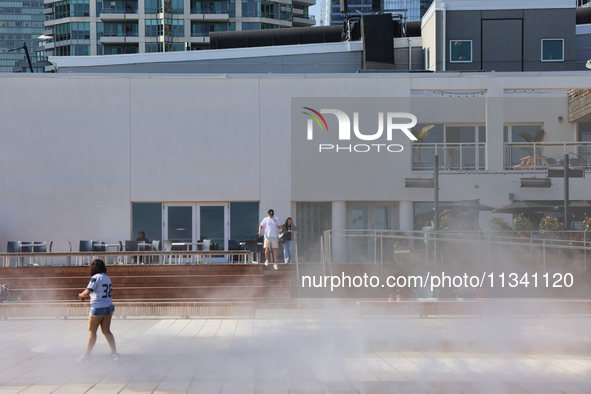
[190,13,230,21]
[505,142,591,171]
[43,28,53,36]
[100,32,139,44]
[292,14,315,25]
[43,7,53,15]
[293,0,315,6]
[99,2,139,20]
[412,143,486,172]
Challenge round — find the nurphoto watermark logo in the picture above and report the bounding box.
[302,107,418,153]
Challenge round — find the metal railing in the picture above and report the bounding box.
[505,142,591,171]
[412,143,486,171]
[1,250,252,267]
[321,229,590,272]
[293,13,315,20]
[100,5,138,13]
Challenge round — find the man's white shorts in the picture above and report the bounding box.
[264,237,279,249]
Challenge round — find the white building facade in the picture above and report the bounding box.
[0,72,590,260]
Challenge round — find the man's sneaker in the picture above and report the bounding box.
[76,354,91,362]
[264,260,269,266]
[251,261,258,264]
[109,353,120,362]
[273,263,278,270]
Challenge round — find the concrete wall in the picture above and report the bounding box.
[432,8,577,72]
[1,72,591,252]
[56,52,363,74]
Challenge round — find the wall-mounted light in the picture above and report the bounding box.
[558,116,563,123]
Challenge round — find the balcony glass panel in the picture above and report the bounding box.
[412,143,486,171]
[504,142,591,171]
[101,0,139,14]
[191,0,229,14]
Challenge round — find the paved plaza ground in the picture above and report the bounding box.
[1,310,591,393]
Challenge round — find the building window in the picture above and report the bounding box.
[541,39,564,62]
[449,40,472,63]
[229,202,259,243]
[242,22,260,30]
[171,0,183,13]
[172,19,184,36]
[145,42,160,52]
[132,203,162,245]
[145,0,162,13]
[171,42,185,51]
[55,23,71,42]
[191,21,232,36]
[71,44,90,56]
[145,19,158,36]
[71,22,90,40]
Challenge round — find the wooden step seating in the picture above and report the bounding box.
[0,265,265,303]
[262,263,296,308]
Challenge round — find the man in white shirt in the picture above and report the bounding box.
[258,209,283,270]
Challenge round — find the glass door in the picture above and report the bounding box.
[166,205,193,243]
[196,203,229,262]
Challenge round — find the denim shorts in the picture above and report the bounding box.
[90,305,115,317]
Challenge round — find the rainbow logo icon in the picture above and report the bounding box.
[302,107,328,131]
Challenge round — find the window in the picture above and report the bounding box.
[171,19,183,36]
[242,22,260,30]
[449,40,472,63]
[132,203,162,245]
[229,202,259,242]
[145,42,160,52]
[503,125,545,170]
[171,42,185,51]
[171,0,183,13]
[145,0,161,13]
[71,44,89,55]
[145,19,158,36]
[541,39,564,62]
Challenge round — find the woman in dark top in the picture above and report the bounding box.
[280,217,297,264]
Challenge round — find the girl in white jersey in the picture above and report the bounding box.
[76,259,119,362]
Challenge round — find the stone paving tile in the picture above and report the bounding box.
[1,317,591,393]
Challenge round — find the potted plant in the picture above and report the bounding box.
[512,216,532,237]
[539,216,562,240]
[411,125,434,169]
[489,216,512,235]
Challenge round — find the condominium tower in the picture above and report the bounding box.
[0,0,46,72]
[330,0,432,25]
[43,0,316,56]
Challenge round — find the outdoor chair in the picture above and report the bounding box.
[125,240,139,264]
[227,239,241,263]
[78,240,94,265]
[150,240,161,264]
[33,242,47,265]
[200,239,211,264]
[244,240,262,264]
